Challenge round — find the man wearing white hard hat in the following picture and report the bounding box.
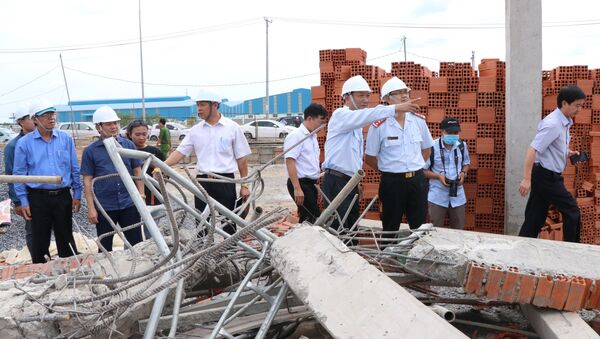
[365,77,434,242]
[160,88,251,235]
[80,106,145,251]
[322,75,420,239]
[13,98,82,263]
[3,104,36,252]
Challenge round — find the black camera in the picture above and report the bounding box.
[569,151,589,165]
[447,178,459,197]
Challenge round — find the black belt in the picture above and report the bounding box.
[196,173,234,179]
[298,178,318,184]
[28,187,70,196]
[324,168,351,180]
[533,163,561,176]
[381,169,423,179]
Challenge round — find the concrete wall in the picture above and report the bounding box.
[505,0,542,235]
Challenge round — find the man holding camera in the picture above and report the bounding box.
[365,77,433,240]
[424,117,471,229]
[518,85,586,243]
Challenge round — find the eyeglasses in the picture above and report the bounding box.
[37,112,57,119]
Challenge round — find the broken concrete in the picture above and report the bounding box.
[521,305,599,339]
[406,228,600,312]
[271,225,467,339]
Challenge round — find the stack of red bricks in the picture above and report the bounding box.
[542,66,600,245]
[464,262,600,312]
[311,48,600,242]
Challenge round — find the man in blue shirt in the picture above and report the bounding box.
[81,106,145,252]
[13,99,82,263]
[322,75,419,235]
[424,117,471,229]
[519,85,586,243]
[4,104,36,253]
[366,77,433,240]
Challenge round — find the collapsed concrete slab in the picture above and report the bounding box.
[521,305,599,339]
[271,225,467,339]
[406,228,600,311]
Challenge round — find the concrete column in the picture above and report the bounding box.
[521,305,600,339]
[505,0,542,235]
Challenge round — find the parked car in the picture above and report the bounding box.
[278,116,303,127]
[58,122,99,140]
[0,128,18,143]
[149,122,190,141]
[240,120,296,139]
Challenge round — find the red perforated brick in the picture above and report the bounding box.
[500,267,520,303]
[464,262,487,294]
[485,265,504,300]
[564,277,589,312]
[533,275,555,307]
[518,273,538,304]
[549,275,571,310]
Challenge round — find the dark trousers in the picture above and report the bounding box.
[195,173,237,235]
[519,165,580,242]
[96,205,142,252]
[286,178,320,223]
[321,171,359,232]
[379,171,428,239]
[28,189,77,263]
[25,219,33,258]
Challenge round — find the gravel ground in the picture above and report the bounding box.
[0,147,98,252]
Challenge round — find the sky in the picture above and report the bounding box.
[0,0,599,122]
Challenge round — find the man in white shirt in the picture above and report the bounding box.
[321,75,419,233]
[284,103,328,223]
[162,88,251,235]
[366,77,433,241]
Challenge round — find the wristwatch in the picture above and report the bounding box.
[240,184,249,189]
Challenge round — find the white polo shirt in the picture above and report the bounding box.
[176,116,251,173]
[283,124,320,180]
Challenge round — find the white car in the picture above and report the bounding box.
[240,120,296,139]
[149,122,190,142]
[0,128,18,143]
[58,122,99,140]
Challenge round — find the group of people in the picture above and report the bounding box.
[284,75,585,245]
[4,79,585,263]
[5,87,252,263]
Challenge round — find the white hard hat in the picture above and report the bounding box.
[13,103,31,121]
[29,98,56,117]
[92,106,120,124]
[341,75,371,97]
[194,88,221,103]
[381,76,411,99]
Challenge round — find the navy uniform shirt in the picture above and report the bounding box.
[4,131,25,206]
[80,136,142,211]
[530,108,572,173]
[365,113,433,172]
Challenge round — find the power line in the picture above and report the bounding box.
[0,66,59,97]
[273,16,600,29]
[0,85,64,106]
[0,18,261,54]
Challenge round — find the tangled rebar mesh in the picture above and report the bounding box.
[6,129,450,338]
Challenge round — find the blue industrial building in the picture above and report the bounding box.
[55,88,311,123]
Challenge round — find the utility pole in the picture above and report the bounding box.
[59,54,78,146]
[138,0,146,121]
[264,17,272,120]
[471,50,476,70]
[402,36,407,62]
